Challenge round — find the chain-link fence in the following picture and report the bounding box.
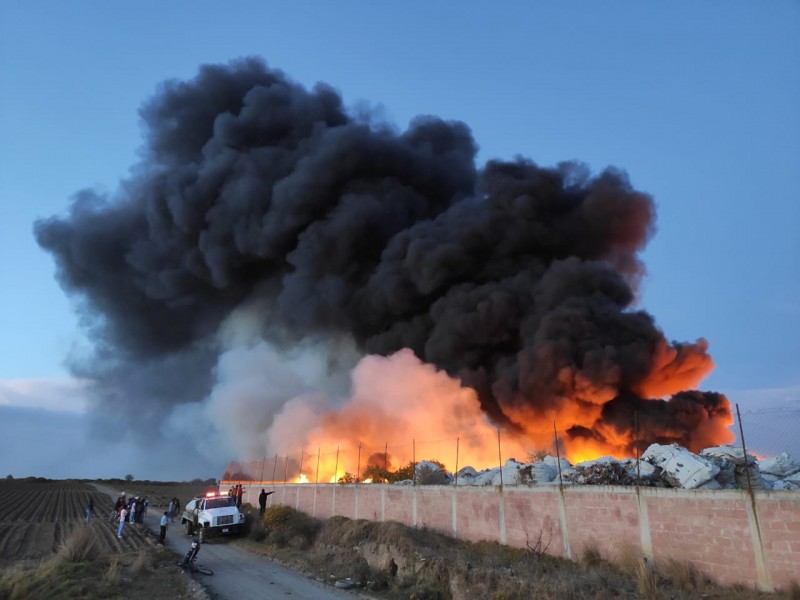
[221,402,800,484]
[221,431,508,484]
[734,404,800,460]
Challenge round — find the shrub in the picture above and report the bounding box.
[57,525,99,562]
[247,514,267,541]
[262,505,320,548]
[416,463,450,486]
[580,544,602,568]
[337,472,361,484]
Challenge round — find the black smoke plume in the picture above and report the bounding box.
[35,57,731,455]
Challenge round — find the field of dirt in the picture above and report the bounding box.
[98,481,215,513]
[0,479,154,566]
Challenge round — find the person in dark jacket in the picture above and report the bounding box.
[258,489,274,515]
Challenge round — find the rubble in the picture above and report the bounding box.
[643,444,719,489]
[757,452,800,478]
[390,446,799,491]
[565,461,639,486]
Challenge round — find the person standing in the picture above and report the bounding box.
[159,511,169,545]
[117,505,128,539]
[113,493,126,520]
[236,485,243,508]
[168,498,176,524]
[258,489,274,516]
[85,498,94,523]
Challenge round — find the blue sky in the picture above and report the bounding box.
[1,2,798,478]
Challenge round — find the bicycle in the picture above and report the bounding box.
[179,560,214,576]
[178,539,213,576]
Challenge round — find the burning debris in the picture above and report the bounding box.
[445,445,800,490]
[37,57,736,467]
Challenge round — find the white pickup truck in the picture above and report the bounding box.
[181,492,246,539]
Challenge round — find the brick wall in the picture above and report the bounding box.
[234,481,799,592]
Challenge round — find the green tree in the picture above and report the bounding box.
[362,464,391,483]
[337,472,361,484]
[124,474,134,482]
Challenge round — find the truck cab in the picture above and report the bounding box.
[181,492,245,538]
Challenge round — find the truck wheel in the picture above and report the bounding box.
[186,521,194,536]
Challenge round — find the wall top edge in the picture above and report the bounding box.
[223,481,799,501]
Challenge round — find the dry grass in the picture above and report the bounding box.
[788,580,800,600]
[659,557,708,593]
[236,513,799,600]
[579,544,602,568]
[614,543,658,599]
[56,524,99,562]
[132,548,152,575]
[103,556,120,585]
[0,548,193,600]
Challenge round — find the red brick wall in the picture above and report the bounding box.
[416,488,453,534]
[383,487,413,525]
[503,487,564,557]
[332,486,357,519]
[313,485,335,519]
[238,482,800,591]
[646,490,760,587]
[357,486,383,521]
[454,487,502,544]
[565,487,642,561]
[758,497,800,590]
[294,485,316,514]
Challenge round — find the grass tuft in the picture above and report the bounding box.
[104,556,120,585]
[56,524,99,562]
[580,544,603,568]
[659,557,707,593]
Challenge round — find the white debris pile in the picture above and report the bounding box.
[644,444,721,489]
[701,445,766,490]
[755,452,800,491]
[398,445,800,490]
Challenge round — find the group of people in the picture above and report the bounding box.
[80,490,184,546]
[112,493,150,539]
[226,484,244,508]
[223,484,275,514]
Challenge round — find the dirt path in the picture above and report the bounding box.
[92,484,362,600]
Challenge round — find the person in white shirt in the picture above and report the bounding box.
[117,506,128,539]
[159,511,169,545]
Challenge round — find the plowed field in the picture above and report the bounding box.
[0,479,153,565]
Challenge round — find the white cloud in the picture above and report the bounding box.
[726,384,800,412]
[0,376,89,413]
[0,406,223,480]
[725,384,800,460]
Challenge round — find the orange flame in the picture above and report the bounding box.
[266,348,733,478]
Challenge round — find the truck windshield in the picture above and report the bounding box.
[206,497,236,509]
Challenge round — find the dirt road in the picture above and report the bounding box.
[93,485,362,600]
